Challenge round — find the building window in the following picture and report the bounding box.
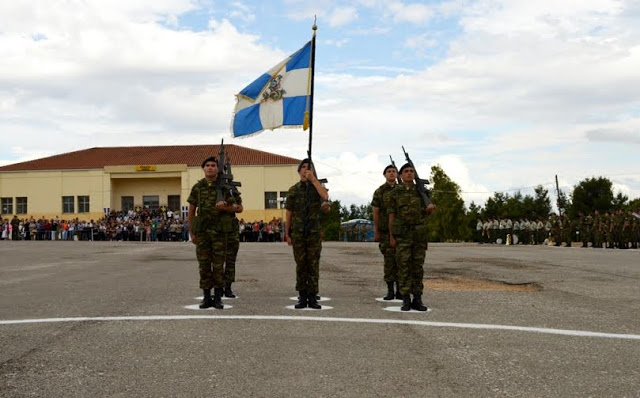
[121,196,134,211]
[168,195,180,211]
[279,191,288,209]
[264,192,278,209]
[78,196,90,213]
[62,196,74,213]
[143,195,159,211]
[1,197,13,214]
[16,197,28,214]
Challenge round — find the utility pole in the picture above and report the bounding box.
[555,174,563,216]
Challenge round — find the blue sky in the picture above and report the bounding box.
[1,0,639,208]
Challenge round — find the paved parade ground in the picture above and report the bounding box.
[1,241,639,397]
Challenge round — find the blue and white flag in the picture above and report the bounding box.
[232,41,312,137]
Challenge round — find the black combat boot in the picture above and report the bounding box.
[411,295,428,311]
[199,289,213,309]
[212,288,224,309]
[383,281,395,300]
[295,293,308,309]
[395,281,402,300]
[307,293,322,309]
[224,282,236,298]
[401,295,412,311]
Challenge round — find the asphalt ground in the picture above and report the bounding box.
[1,241,639,397]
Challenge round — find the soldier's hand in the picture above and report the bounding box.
[390,235,397,248]
[304,169,316,182]
[190,235,197,245]
[215,201,226,208]
[426,204,436,215]
[374,230,380,242]
[321,201,330,213]
[284,233,292,246]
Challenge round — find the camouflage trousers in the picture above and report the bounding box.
[224,232,239,283]
[292,232,322,295]
[395,229,427,296]
[195,229,227,290]
[378,232,397,282]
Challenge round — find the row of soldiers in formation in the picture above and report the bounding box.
[188,156,331,310]
[476,210,640,249]
[189,155,437,312]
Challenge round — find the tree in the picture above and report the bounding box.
[427,165,468,242]
[569,177,615,217]
[532,185,552,218]
[321,199,343,241]
[626,197,640,211]
[482,192,506,219]
[465,201,482,241]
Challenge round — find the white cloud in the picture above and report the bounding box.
[329,6,359,27]
[386,1,434,24]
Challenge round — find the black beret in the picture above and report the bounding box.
[383,164,397,175]
[298,158,310,172]
[201,156,217,168]
[399,163,413,173]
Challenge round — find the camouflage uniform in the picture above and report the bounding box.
[371,182,398,283]
[286,181,324,297]
[224,191,243,287]
[188,178,237,290]
[388,183,429,297]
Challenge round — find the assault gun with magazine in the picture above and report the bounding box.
[401,146,432,208]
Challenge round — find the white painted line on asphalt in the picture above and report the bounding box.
[284,305,334,310]
[383,306,433,313]
[289,296,331,302]
[1,315,639,340]
[184,304,234,310]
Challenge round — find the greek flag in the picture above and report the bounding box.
[232,41,312,137]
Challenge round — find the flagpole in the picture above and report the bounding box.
[307,19,317,161]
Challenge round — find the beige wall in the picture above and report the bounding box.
[110,177,181,209]
[0,163,300,222]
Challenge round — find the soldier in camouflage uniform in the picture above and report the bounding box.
[284,159,330,309]
[562,214,573,247]
[372,164,400,300]
[188,156,242,309]
[388,163,436,312]
[224,190,243,298]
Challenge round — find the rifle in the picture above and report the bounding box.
[401,146,432,208]
[307,149,327,184]
[389,155,402,184]
[217,139,242,201]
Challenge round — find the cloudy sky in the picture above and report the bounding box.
[1,0,639,208]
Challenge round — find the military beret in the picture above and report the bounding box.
[399,163,413,173]
[201,156,217,168]
[298,158,310,172]
[383,164,397,175]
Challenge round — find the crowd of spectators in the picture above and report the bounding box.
[1,210,287,243]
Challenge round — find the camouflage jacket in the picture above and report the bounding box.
[286,181,324,236]
[371,182,397,232]
[387,183,428,234]
[187,178,240,233]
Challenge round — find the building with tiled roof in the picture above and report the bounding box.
[0,144,301,222]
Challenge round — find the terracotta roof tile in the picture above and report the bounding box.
[0,145,301,171]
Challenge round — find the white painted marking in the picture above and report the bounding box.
[375,297,402,303]
[285,305,333,311]
[289,296,331,302]
[383,306,432,313]
[195,296,238,301]
[1,316,639,340]
[184,304,233,310]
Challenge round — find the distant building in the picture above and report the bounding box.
[0,145,300,222]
